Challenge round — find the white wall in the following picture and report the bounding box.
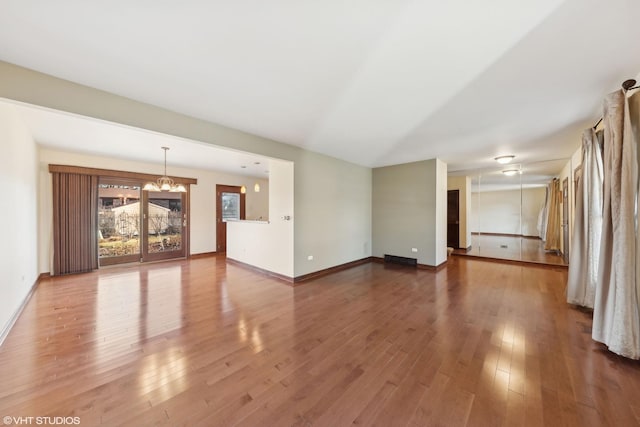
[245,181,269,221]
[0,103,39,339]
[372,159,446,267]
[227,161,294,277]
[447,175,471,248]
[38,147,269,273]
[434,159,448,266]
[472,187,545,237]
[471,187,545,237]
[293,152,371,276]
[0,61,372,279]
[471,189,521,235]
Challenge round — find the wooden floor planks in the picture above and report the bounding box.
[1,255,639,426]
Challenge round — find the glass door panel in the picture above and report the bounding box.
[98,181,141,266]
[143,190,186,261]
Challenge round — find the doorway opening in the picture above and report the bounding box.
[447,189,460,249]
[98,180,141,266]
[562,177,570,264]
[143,188,187,262]
[216,185,246,252]
[98,177,188,266]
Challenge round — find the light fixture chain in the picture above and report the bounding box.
[143,147,186,192]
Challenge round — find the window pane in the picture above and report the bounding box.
[222,193,240,221]
[148,192,183,253]
[98,184,141,258]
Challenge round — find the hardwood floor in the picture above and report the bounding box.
[453,234,566,266]
[1,256,639,426]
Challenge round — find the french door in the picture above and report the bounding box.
[142,189,187,262]
[98,178,187,266]
[98,179,142,266]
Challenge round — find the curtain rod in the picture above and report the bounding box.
[593,79,639,129]
[593,117,603,130]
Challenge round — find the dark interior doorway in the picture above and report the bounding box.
[562,177,569,264]
[447,189,460,249]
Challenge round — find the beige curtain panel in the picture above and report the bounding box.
[566,129,604,308]
[538,186,550,240]
[592,89,640,359]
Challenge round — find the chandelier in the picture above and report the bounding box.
[143,147,187,192]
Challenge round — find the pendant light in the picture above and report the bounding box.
[143,147,187,192]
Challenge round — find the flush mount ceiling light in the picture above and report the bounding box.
[495,155,515,164]
[143,147,186,192]
[502,169,521,176]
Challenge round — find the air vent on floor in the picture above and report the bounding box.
[384,254,417,267]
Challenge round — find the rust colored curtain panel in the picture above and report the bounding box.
[52,173,99,275]
[544,179,561,252]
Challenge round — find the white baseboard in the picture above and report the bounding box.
[0,273,47,347]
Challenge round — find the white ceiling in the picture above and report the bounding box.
[3,100,274,178]
[1,0,639,174]
[450,159,570,192]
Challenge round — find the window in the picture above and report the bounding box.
[221,192,241,221]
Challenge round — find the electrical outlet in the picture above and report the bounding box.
[307,255,314,261]
[411,248,418,253]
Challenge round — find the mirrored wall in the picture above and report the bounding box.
[448,159,571,266]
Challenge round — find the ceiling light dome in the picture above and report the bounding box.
[495,155,515,164]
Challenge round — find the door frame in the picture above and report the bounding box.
[216,185,246,253]
[562,177,570,264]
[98,177,143,267]
[447,189,460,249]
[573,164,582,208]
[141,188,189,262]
[94,172,191,267]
